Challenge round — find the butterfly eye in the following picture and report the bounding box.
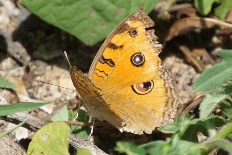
[129,29,137,37]
[131,52,145,67]
[132,81,154,95]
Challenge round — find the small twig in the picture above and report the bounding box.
[166,17,232,41]
[178,44,205,72]
[0,134,26,155]
[167,3,193,12]
[69,133,108,155]
[179,93,205,115]
[8,112,47,129]
[66,121,113,127]
[7,112,107,155]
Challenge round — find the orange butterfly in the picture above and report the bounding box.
[70,11,178,134]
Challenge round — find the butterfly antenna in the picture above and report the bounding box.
[64,51,72,67]
[37,80,75,92]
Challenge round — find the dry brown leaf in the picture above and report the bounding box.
[165,17,232,41]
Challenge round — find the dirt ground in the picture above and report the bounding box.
[1,0,232,154]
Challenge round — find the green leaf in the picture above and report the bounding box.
[27,122,70,155]
[211,121,232,141]
[70,109,91,140]
[182,116,225,142]
[220,99,232,120]
[204,139,232,153]
[194,0,218,15]
[142,139,204,155]
[214,0,232,20]
[194,0,232,20]
[51,105,69,121]
[76,148,92,155]
[205,122,232,153]
[141,140,171,155]
[199,80,232,118]
[193,49,232,92]
[158,122,179,134]
[228,133,232,141]
[169,140,204,155]
[219,49,232,62]
[199,92,226,119]
[52,108,91,139]
[22,0,158,46]
[0,102,49,116]
[114,141,146,155]
[159,114,196,135]
[126,116,228,155]
[0,75,15,89]
[146,117,224,154]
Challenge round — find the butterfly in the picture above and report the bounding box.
[70,11,178,134]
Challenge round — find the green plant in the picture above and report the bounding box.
[0,76,49,139]
[0,119,27,138]
[0,75,15,89]
[194,49,232,119]
[194,0,232,20]
[51,105,91,139]
[115,116,232,155]
[27,121,70,155]
[114,49,232,154]
[0,76,49,116]
[22,0,159,46]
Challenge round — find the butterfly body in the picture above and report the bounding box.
[70,11,178,134]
